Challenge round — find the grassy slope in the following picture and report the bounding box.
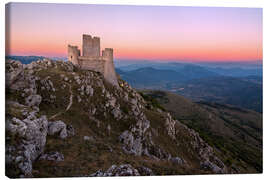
[19,62,205,177]
[140,90,262,173]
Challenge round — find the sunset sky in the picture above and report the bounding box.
[6,3,262,62]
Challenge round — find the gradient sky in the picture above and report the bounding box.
[6,3,262,62]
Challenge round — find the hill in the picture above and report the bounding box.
[116,67,181,89]
[168,76,262,112]
[140,90,262,173]
[117,66,219,89]
[117,66,262,112]
[6,59,233,178]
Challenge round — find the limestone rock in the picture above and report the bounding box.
[200,161,224,174]
[25,95,42,107]
[137,166,154,176]
[85,85,94,96]
[6,60,24,88]
[47,121,67,139]
[83,136,95,141]
[39,151,64,162]
[6,102,48,177]
[178,122,227,173]
[90,164,140,176]
[67,124,75,137]
[165,113,176,139]
[111,108,122,119]
[119,130,142,155]
[171,157,184,165]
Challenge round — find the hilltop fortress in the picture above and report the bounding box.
[68,34,118,87]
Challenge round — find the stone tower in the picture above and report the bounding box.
[82,34,100,57]
[102,48,119,87]
[68,45,80,65]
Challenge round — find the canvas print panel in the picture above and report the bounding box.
[5,3,262,178]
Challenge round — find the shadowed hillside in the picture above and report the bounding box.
[140,90,262,173]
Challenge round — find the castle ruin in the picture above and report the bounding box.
[68,34,119,87]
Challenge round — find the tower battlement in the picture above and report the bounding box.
[68,34,118,87]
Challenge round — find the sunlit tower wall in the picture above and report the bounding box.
[102,48,119,87]
[82,34,100,57]
[67,45,80,65]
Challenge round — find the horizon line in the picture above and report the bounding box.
[6,54,262,64]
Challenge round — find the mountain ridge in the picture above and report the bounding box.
[6,58,233,178]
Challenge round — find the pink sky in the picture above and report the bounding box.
[6,3,262,62]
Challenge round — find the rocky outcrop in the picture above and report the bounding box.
[137,166,154,176]
[90,164,140,176]
[39,151,64,162]
[178,122,227,173]
[6,101,48,177]
[25,94,42,107]
[6,60,24,88]
[47,121,68,139]
[164,113,176,139]
[47,120,75,139]
[171,157,184,165]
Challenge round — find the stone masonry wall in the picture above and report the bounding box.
[82,34,100,57]
[78,58,105,74]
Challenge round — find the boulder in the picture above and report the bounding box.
[25,95,42,107]
[171,157,184,165]
[67,124,75,137]
[47,121,67,139]
[119,130,142,155]
[85,85,94,96]
[200,161,224,174]
[84,136,95,141]
[137,166,154,176]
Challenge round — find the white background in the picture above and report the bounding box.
[0,0,268,180]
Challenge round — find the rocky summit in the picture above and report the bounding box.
[6,59,228,178]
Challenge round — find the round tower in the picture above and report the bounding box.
[102,48,113,61]
[68,45,80,65]
[102,48,119,87]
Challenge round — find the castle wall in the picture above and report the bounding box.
[78,57,105,74]
[68,45,80,65]
[82,34,100,57]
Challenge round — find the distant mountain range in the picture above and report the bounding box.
[6,56,67,64]
[116,65,219,88]
[117,62,262,77]
[6,56,46,64]
[116,65,262,112]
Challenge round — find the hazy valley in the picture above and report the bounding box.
[116,61,262,113]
